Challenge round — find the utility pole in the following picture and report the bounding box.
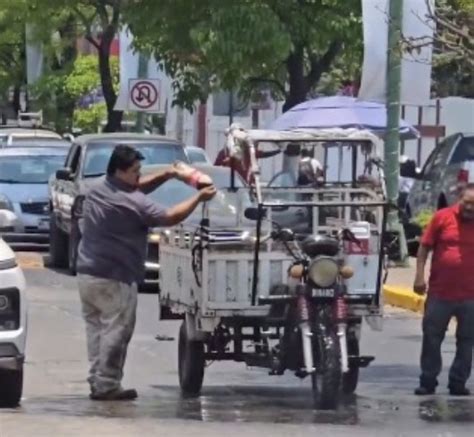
[135,53,148,133]
[386,0,408,264]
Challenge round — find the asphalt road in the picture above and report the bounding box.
[0,253,473,436]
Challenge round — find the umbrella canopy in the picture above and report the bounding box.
[268,96,419,140]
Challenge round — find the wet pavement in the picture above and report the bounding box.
[1,266,473,436]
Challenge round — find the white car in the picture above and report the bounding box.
[0,232,27,407]
[0,128,62,147]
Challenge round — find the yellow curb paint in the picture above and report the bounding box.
[383,285,426,313]
[15,252,45,269]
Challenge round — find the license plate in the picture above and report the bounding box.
[38,218,50,230]
[312,288,335,298]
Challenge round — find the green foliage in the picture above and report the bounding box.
[32,55,119,132]
[0,0,28,97]
[430,0,474,97]
[73,102,107,133]
[125,0,362,110]
[24,0,123,131]
[65,55,119,100]
[413,209,435,230]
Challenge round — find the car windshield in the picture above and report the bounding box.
[199,167,246,189]
[83,142,188,177]
[0,154,67,184]
[266,171,299,202]
[187,149,208,163]
[149,179,251,220]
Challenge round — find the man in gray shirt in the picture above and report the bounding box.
[76,144,216,401]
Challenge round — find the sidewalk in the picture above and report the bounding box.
[383,258,426,313]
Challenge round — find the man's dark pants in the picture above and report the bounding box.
[420,296,474,390]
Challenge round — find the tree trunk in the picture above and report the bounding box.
[98,38,122,132]
[282,47,309,113]
[282,41,342,113]
[56,15,78,132]
[12,85,21,115]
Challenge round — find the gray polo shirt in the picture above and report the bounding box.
[77,176,166,285]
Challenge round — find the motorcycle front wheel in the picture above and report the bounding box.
[311,325,341,410]
[342,335,359,394]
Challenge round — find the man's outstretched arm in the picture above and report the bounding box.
[138,167,176,194]
[143,185,217,227]
[256,149,281,159]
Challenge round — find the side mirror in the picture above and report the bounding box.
[244,207,267,221]
[56,168,72,181]
[400,159,422,179]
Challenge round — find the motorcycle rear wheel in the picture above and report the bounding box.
[311,327,341,410]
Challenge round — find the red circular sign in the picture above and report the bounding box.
[130,81,158,109]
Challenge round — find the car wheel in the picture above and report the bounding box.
[49,212,69,268]
[0,367,23,407]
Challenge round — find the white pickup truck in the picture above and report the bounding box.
[0,233,27,407]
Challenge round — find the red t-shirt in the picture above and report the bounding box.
[421,204,474,300]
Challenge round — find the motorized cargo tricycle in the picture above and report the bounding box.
[158,126,389,410]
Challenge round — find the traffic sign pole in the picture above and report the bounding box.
[136,53,149,133]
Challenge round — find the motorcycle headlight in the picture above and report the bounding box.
[308,257,339,288]
[0,194,13,211]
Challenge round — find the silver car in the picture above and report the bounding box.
[185,146,212,164]
[0,146,69,248]
[406,132,474,220]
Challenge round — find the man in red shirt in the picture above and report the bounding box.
[413,184,474,396]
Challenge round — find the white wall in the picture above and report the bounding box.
[400,97,474,165]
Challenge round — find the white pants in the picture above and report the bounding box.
[77,274,138,394]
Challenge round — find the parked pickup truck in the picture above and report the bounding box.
[405,133,474,217]
[401,132,474,255]
[48,133,191,285]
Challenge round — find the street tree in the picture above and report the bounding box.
[401,0,474,97]
[28,0,124,131]
[125,0,361,112]
[33,55,119,133]
[0,1,28,115]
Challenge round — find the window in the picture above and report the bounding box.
[0,154,68,184]
[423,135,458,175]
[82,142,188,177]
[266,172,299,202]
[449,137,474,164]
[187,148,209,164]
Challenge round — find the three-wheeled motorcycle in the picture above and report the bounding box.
[158,126,389,410]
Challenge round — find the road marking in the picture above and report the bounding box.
[16,252,45,269]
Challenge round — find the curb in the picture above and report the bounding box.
[383,285,426,313]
